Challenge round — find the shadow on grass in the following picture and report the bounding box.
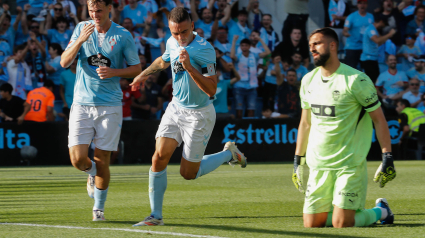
[106,221,368,237]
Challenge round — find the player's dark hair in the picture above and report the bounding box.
[56,16,69,28]
[271,50,280,58]
[13,43,27,54]
[87,0,112,6]
[238,9,248,16]
[262,14,272,20]
[49,43,64,55]
[123,17,133,23]
[309,27,339,49]
[287,68,297,75]
[0,82,13,94]
[291,27,302,34]
[385,54,396,62]
[240,38,251,45]
[168,7,191,23]
[44,79,55,88]
[398,99,411,108]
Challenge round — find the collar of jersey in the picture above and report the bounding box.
[319,63,343,83]
[175,32,200,49]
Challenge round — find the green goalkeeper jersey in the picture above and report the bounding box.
[300,63,381,170]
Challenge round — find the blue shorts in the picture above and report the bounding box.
[233,88,257,110]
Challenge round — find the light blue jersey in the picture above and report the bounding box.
[60,69,76,107]
[48,29,73,50]
[293,65,309,81]
[360,24,379,61]
[195,19,213,39]
[65,21,140,106]
[0,27,15,50]
[162,32,216,109]
[47,56,64,85]
[407,68,425,93]
[214,76,231,113]
[29,0,52,8]
[265,62,285,85]
[233,51,259,89]
[376,70,408,96]
[121,4,147,34]
[397,45,422,71]
[344,11,374,50]
[220,20,251,49]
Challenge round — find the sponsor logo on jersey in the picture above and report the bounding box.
[88,54,111,69]
[311,104,336,117]
[338,191,358,197]
[365,92,378,103]
[173,61,185,74]
[332,90,340,101]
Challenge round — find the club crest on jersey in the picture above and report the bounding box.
[173,61,185,74]
[333,90,340,101]
[109,38,117,51]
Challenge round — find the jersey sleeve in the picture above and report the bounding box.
[194,45,217,76]
[50,57,62,71]
[299,74,311,109]
[400,71,409,82]
[367,27,378,39]
[162,38,171,63]
[350,74,381,112]
[397,45,406,54]
[375,73,385,87]
[65,22,84,51]
[47,92,55,107]
[47,29,54,41]
[344,14,352,28]
[123,33,141,66]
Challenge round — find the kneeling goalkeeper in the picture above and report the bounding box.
[293,27,397,228]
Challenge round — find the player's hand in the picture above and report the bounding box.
[16,6,23,14]
[24,4,31,12]
[273,55,281,64]
[17,115,25,125]
[5,116,13,121]
[389,28,397,36]
[292,155,306,194]
[78,23,95,43]
[233,35,239,42]
[179,48,192,71]
[130,74,149,91]
[96,66,115,79]
[374,152,396,188]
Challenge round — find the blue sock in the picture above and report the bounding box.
[93,187,108,211]
[195,151,232,179]
[84,160,96,176]
[149,167,167,219]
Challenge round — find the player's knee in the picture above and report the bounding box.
[152,150,171,163]
[332,218,354,228]
[303,217,326,228]
[180,171,197,180]
[70,154,89,171]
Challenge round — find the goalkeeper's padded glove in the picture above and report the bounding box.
[374,152,396,188]
[292,155,306,193]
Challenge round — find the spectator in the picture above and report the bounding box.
[28,19,49,51]
[7,43,33,100]
[45,43,64,98]
[139,54,148,71]
[120,78,142,121]
[0,41,11,80]
[274,27,310,68]
[119,0,148,34]
[0,6,24,50]
[397,34,421,72]
[396,99,425,146]
[49,2,78,30]
[238,30,271,58]
[195,28,205,38]
[231,36,263,119]
[403,78,423,107]
[406,5,425,36]
[376,0,403,46]
[14,4,31,47]
[246,0,262,30]
[25,32,47,89]
[281,0,309,43]
[212,27,231,58]
[28,0,51,16]
[290,52,309,81]
[327,0,349,52]
[276,68,301,118]
[376,55,408,106]
[416,93,425,112]
[221,8,251,49]
[360,15,396,83]
[41,16,74,50]
[132,75,163,120]
[263,55,286,110]
[0,83,29,124]
[140,0,159,15]
[24,79,55,122]
[261,106,283,119]
[59,58,77,120]
[258,14,280,52]
[215,47,232,81]
[51,0,77,17]
[377,39,396,73]
[214,62,240,119]
[407,56,425,93]
[191,0,214,39]
[122,17,151,55]
[343,0,374,69]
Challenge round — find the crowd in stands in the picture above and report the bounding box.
[1,0,425,127]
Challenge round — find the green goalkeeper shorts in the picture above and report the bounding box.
[303,160,368,214]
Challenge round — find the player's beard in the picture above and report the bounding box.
[313,50,331,67]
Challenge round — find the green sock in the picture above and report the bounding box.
[325,208,381,227]
[354,209,380,227]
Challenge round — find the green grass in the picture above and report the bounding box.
[0,161,424,238]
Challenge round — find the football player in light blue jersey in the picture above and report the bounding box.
[342,0,373,69]
[130,7,247,227]
[60,0,141,222]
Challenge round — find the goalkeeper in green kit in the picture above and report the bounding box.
[293,28,397,228]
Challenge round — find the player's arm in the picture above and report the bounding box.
[61,23,95,68]
[179,48,217,97]
[130,56,170,90]
[257,36,271,58]
[371,29,397,46]
[229,63,241,85]
[230,35,238,61]
[292,108,311,193]
[46,106,55,121]
[190,0,200,23]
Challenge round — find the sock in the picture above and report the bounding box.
[354,209,380,227]
[195,151,232,179]
[84,160,97,176]
[374,207,387,220]
[149,167,167,219]
[93,187,108,211]
[325,213,333,227]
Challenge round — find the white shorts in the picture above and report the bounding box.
[156,101,216,162]
[68,104,123,151]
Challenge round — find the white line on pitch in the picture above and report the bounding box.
[0,223,227,238]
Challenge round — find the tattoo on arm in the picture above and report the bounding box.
[141,58,169,76]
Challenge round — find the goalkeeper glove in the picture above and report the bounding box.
[292,155,306,193]
[374,152,396,188]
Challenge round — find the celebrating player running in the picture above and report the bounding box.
[60,0,141,221]
[293,27,396,228]
[130,7,247,226]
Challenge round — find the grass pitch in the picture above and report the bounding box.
[0,161,424,238]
